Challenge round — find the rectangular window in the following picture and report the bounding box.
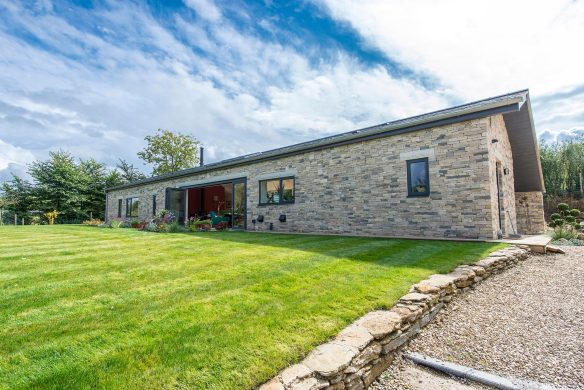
[152,195,157,216]
[259,177,295,205]
[126,197,139,217]
[407,158,430,197]
[117,199,122,218]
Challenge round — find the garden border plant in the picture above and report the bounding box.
[549,203,583,245]
[186,217,212,232]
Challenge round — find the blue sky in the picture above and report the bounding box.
[0,0,583,179]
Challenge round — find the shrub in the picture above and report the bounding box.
[156,210,175,224]
[44,210,59,225]
[83,219,104,226]
[106,210,187,233]
[144,222,159,232]
[551,237,584,246]
[187,218,212,232]
[549,203,581,240]
[186,216,200,231]
[145,210,176,232]
[168,222,187,233]
[136,220,149,230]
[30,216,43,225]
[155,223,169,233]
[214,221,229,231]
[109,219,123,229]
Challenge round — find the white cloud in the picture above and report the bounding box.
[254,59,449,137]
[184,0,222,21]
[0,139,35,172]
[315,0,584,97]
[315,0,584,142]
[0,0,453,180]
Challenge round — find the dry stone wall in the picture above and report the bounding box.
[259,245,530,390]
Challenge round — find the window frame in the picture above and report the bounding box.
[152,195,157,216]
[125,197,140,218]
[117,199,122,218]
[406,158,430,197]
[258,176,295,206]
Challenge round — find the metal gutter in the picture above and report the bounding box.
[106,90,528,192]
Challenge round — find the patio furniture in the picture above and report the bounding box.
[210,211,229,225]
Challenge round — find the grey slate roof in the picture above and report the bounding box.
[107,89,544,192]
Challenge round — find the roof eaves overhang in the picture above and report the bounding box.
[502,92,545,192]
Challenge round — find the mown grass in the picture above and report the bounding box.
[0,225,505,389]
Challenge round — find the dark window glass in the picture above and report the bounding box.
[126,197,139,217]
[407,158,430,196]
[152,195,157,216]
[259,177,295,205]
[117,199,122,218]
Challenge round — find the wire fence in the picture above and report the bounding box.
[544,195,584,220]
[0,210,93,225]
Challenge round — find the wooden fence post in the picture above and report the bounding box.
[14,213,17,225]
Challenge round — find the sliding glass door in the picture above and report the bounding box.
[165,188,185,224]
[232,180,246,229]
[181,178,246,229]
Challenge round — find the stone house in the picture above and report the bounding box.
[105,89,545,239]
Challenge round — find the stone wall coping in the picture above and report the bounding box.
[258,244,532,390]
[256,170,298,181]
[399,148,436,162]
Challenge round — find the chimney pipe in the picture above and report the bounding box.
[199,147,204,167]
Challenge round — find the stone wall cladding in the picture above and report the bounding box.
[487,114,517,237]
[515,191,546,234]
[258,245,531,390]
[107,117,499,239]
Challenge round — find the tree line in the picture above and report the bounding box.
[0,130,199,224]
[540,136,584,198]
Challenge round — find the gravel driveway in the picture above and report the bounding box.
[372,246,584,390]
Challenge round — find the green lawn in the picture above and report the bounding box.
[0,226,504,389]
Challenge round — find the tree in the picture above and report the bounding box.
[137,129,200,176]
[0,150,130,223]
[0,175,36,223]
[28,151,86,222]
[116,159,146,183]
[105,169,124,189]
[549,203,581,240]
[79,158,110,219]
[539,136,584,197]
[0,196,14,225]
